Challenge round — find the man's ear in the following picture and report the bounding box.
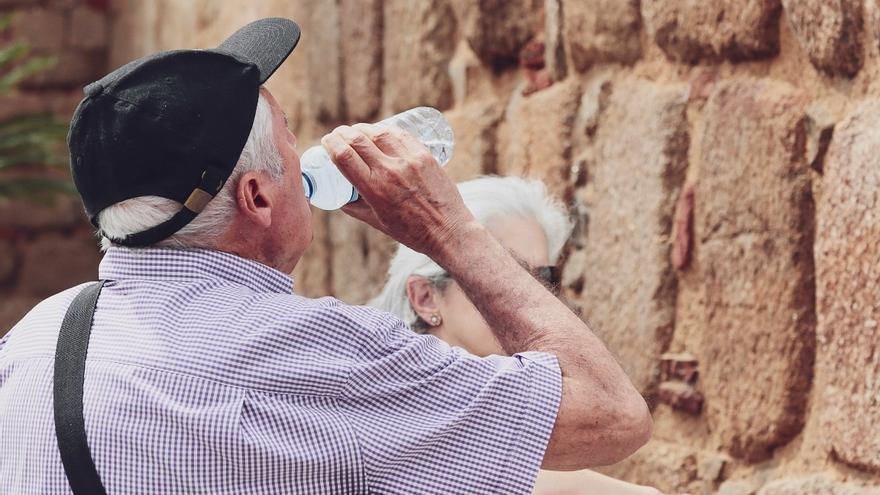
[405,275,441,322]
[235,170,274,228]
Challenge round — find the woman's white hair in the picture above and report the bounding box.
[97,92,284,250]
[370,175,573,328]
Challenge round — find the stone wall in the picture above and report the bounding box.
[0,0,108,331]
[2,0,879,493]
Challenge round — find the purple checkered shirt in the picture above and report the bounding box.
[0,247,562,494]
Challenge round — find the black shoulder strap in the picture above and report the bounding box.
[53,281,108,495]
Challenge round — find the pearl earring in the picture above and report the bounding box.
[429,314,442,326]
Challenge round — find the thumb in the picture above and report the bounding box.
[341,199,386,232]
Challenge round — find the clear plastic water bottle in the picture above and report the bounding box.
[300,107,454,210]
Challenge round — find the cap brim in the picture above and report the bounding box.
[217,17,300,83]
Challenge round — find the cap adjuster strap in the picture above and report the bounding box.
[184,168,226,214]
[111,166,228,248]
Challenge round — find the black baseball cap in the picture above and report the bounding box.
[68,18,300,247]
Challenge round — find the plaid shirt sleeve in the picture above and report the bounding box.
[341,316,562,495]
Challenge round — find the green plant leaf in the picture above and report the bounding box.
[0,43,29,68]
[0,55,57,92]
[0,176,74,201]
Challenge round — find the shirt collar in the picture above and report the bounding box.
[99,247,295,294]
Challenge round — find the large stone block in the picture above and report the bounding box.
[815,99,880,473]
[457,0,541,68]
[783,0,864,77]
[694,78,814,462]
[573,78,688,395]
[758,475,880,495]
[306,0,343,126]
[340,0,383,122]
[642,0,782,63]
[598,440,726,494]
[496,78,580,196]
[442,101,504,181]
[382,0,457,113]
[562,0,641,72]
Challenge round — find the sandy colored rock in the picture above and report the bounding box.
[783,0,863,77]
[574,78,687,395]
[642,0,782,63]
[340,0,383,122]
[815,99,880,473]
[457,0,541,68]
[382,0,457,113]
[694,78,814,462]
[17,232,100,297]
[496,78,580,196]
[305,1,343,126]
[562,0,641,72]
[443,101,504,181]
[758,475,880,495]
[599,440,705,494]
[328,215,396,305]
[291,208,331,298]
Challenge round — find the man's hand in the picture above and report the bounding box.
[320,124,476,258]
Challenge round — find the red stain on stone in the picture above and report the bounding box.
[671,182,695,270]
[519,39,554,96]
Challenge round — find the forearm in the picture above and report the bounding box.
[431,221,652,467]
[432,220,631,388]
[534,469,660,495]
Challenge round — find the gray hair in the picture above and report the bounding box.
[370,175,573,329]
[97,92,284,250]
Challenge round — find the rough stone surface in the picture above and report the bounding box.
[291,208,331,298]
[457,0,541,68]
[783,0,864,77]
[443,101,504,181]
[815,99,880,473]
[382,0,457,113]
[642,0,782,63]
[759,475,880,495]
[306,0,343,126]
[497,79,580,196]
[328,215,396,305]
[17,232,100,297]
[599,440,707,494]
[574,78,688,395]
[340,0,383,122]
[562,0,641,72]
[694,78,815,462]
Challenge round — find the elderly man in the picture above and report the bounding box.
[0,18,650,495]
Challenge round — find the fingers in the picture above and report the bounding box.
[320,131,372,187]
[353,123,431,161]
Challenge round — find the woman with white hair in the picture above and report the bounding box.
[372,175,674,495]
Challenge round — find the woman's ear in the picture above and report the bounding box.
[405,275,441,323]
[235,170,274,228]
